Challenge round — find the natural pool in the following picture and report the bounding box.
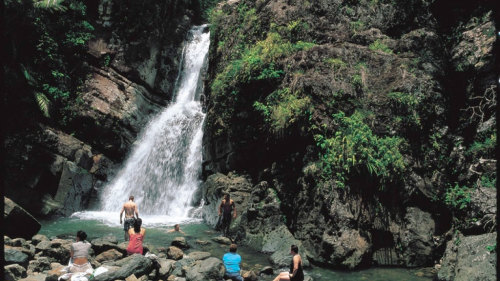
[38,214,434,281]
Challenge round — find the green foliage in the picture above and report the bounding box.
[6,0,94,124]
[445,184,471,210]
[466,131,496,157]
[352,74,363,89]
[369,39,393,54]
[34,0,67,12]
[35,92,51,117]
[253,88,312,132]
[209,30,315,135]
[350,20,365,32]
[315,111,406,189]
[324,58,347,70]
[479,174,496,189]
[199,0,224,20]
[486,243,496,253]
[387,91,421,127]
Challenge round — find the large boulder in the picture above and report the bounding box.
[27,257,51,274]
[31,235,49,246]
[34,239,72,264]
[167,246,184,260]
[4,197,41,239]
[400,207,436,267]
[184,257,225,281]
[157,258,175,279]
[94,249,124,264]
[4,247,29,267]
[91,235,121,255]
[437,232,497,281]
[93,254,153,281]
[171,237,189,249]
[4,264,27,281]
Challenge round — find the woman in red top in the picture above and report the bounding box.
[126,218,146,255]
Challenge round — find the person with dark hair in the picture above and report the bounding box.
[273,244,304,281]
[126,218,146,255]
[120,195,139,241]
[222,244,243,281]
[68,230,93,274]
[218,193,237,237]
[167,224,186,235]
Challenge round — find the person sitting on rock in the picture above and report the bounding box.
[126,218,146,255]
[68,230,93,274]
[218,193,237,237]
[167,224,186,235]
[223,243,243,281]
[273,244,304,281]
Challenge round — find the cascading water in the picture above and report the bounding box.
[75,25,210,225]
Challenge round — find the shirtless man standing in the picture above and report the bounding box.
[218,193,237,238]
[120,196,139,241]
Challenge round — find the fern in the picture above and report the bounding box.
[33,0,67,12]
[35,92,51,117]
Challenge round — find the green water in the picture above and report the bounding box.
[39,218,433,281]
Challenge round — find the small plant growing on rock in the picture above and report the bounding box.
[369,39,393,54]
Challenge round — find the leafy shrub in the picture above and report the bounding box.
[253,88,312,132]
[315,111,406,189]
[445,184,471,210]
[209,30,315,135]
[369,39,393,54]
[387,91,421,127]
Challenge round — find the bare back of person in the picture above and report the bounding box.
[123,201,137,218]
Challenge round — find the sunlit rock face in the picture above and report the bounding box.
[202,0,496,270]
[3,0,200,218]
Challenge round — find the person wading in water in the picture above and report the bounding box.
[218,193,237,238]
[120,195,139,241]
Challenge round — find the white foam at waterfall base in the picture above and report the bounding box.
[73,25,210,226]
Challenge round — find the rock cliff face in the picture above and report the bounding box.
[4,0,200,217]
[201,0,497,274]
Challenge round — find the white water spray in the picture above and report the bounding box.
[77,25,210,226]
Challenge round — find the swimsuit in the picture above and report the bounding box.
[289,256,304,281]
[126,232,144,255]
[124,218,135,231]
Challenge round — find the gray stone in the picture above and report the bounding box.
[27,257,51,274]
[10,238,27,247]
[18,273,47,281]
[95,249,123,263]
[185,251,211,261]
[167,246,184,260]
[4,247,29,266]
[34,239,72,264]
[51,161,93,216]
[31,235,49,246]
[157,258,175,279]
[401,207,436,267]
[437,232,497,281]
[184,257,225,281]
[4,264,27,281]
[259,266,273,275]
[171,237,189,249]
[4,197,41,239]
[93,254,153,281]
[211,237,232,245]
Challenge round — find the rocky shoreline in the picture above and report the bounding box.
[4,233,291,281]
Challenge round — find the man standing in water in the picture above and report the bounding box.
[120,196,139,241]
[218,193,237,238]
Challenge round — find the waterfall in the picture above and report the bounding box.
[82,25,210,224]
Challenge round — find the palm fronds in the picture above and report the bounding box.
[33,0,67,12]
[35,92,51,117]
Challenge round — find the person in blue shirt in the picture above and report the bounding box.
[223,243,243,281]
